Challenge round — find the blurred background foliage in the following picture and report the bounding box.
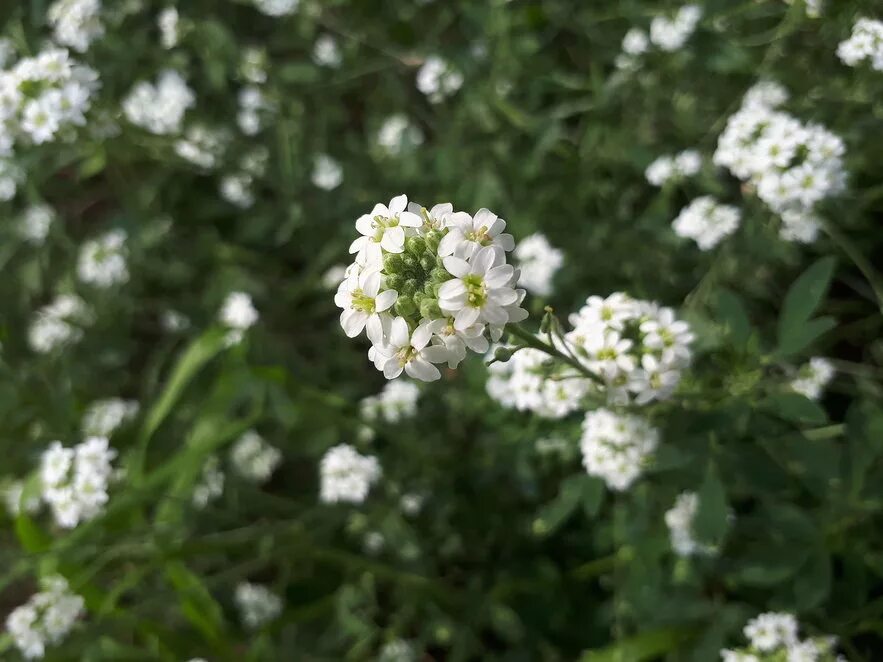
[1,0,882,660]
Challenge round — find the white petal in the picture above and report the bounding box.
[399,211,422,227]
[485,265,515,288]
[488,287,518,306]
[496,233,515,251]
[341,309,367,337]
[383,359,404,380]
[442,256,470,278]
[390,316,410,347]
[381,226,405,252]
[437,231,461,257]
[421,345,451,364]
[454,306,480,331]
[389,194,407,215]
[438,279,467,299]
[471,246,497,274]
[355,214,375,236]
[406,359,441,382]
[481,303,508,325]
[362,271,381,297]
[366,314,385,344]
[375,289,398,312]
[411,321,434,350]
[371,203,390,217]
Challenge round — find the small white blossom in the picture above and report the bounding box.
[665,491,717,557]
[672,196,741,250]
[40,437,117,528]
[312,35,342,67]
[416,56,463,103]
[6,575,84,659]
[790,357,835,400]
[235,582,282,628]
[230,430,282,484]
[123,70,194,135]
[77,229,128,287]
[192,456,224,508]
[158,7,180,49]
[253,0,299,16]
[311,153,343,190]
[19,204,55,244]
[28,294,90,354]
[837,18,883,71]
[320,444,381,504]
[513,232,563,297]
[580,409,659,491]
[47,0,104,53]
[81,398,138,437]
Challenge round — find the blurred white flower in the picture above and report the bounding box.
[235,582,282,628]
[320,444,381,504]
[311,154,343,190]
[77,229,129,287]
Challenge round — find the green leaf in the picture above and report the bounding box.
[165,561,227,648]
[693,463,729,546]
[776,257,837,354]
[776,316,837,357]
[791,545,831,609]
[533,474,584,537]
[14,513,52,553]
[581,475,605,519]
[715,288,752,346]
[131,328,227,484]
[764,392,829,425]
[580,627,696,661]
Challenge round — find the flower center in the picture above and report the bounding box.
[464,274,487,308]
[465,226,491,245]
[350,289,376,314]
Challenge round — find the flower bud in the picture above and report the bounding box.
[419,298,441,319]
[493,347,513,363]
[383,253,404,273]
[419,255,435,272]
[405,236,425,256]
[394,296,417,317]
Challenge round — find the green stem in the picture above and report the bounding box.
[507,324,606,386]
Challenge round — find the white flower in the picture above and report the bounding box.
[235,583,282,628]
[28,294,90,354]
[649,4,702,51]
[438,208,515,260]
[790,357,835,400]
[40,438,116,528]
[6,575,84,659]
[416,56,463,103]
[81,398,138,437]
[3,480,41,517]
[580,409,659,491]
[47,0,104,53]
[174,124,228,170]
[335,268,398,343]
[837,18,883,71]
[744,612,799,651]
[230,431,282,483]
[312,35,342,67]
[439,246,518,331]
[379,639,416,662]
[21,97,61,144]
[219,173,255,208]
[360,380,420,424]
[158,7,179,49]
[377,114,423,155]
[513,233,563,297]
[123,70,194,135]
[77,229,128,287]
[622,28,649,56]
[311,153,343,190]
[373,316,450,381]
[349,194,423,265]
[664,491,717,557]
[253,0,299,16]
[19,204,55,244]
[319,444,381,504]
[672,196,741,250]
[220,292,258,331]
[192,456,224,508]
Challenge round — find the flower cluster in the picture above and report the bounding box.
[174,124,229,169]
[714,81,846,243]
[513,232,564,297]
[219,291,259,345]
[230,430,282,484]
[77,229,129,287]
[790,357,835,400]
[837,18,883,72]
[416,56,464,103]
[488,292,693,416]
[237,84,272,136]
[580,408,659,491]
[376,114,424,156]
[253,0,299,17]
[336,195,527,382]
[721,612,845,662]
[3,479,41,516]
[312,153,343,191]
[19,203,55,244]
[0,47,99,152]
[360,380,421,425]
[81,398,138,437]
[0,156,23,199]
[6,575,85,660]
[664,491,716,557]
[40,437,117,528]
[645,150,702,187]
[672,196,742,250]
[123,69,194,135]
[313,35,342,68]
[234,582,283,629]
[157,7,179,50]
[192,456,224,508]
[319,444,381,504]
[47,0,104,53]
[616,5,702,69]
[28,294,91,354]
[220,146,268,208]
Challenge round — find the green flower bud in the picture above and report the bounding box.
[493,347,514,363]
[383,253,404,273]
[419,255,435,272]
[424,231,441,253]
[402,254,419,271]
[420,298,442,319]
[404,278,419,295]
[395,296,417,317]
[384,274,403,291]
[405,236,425,256]
[424,281,436,296]
[431,267,450,283]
